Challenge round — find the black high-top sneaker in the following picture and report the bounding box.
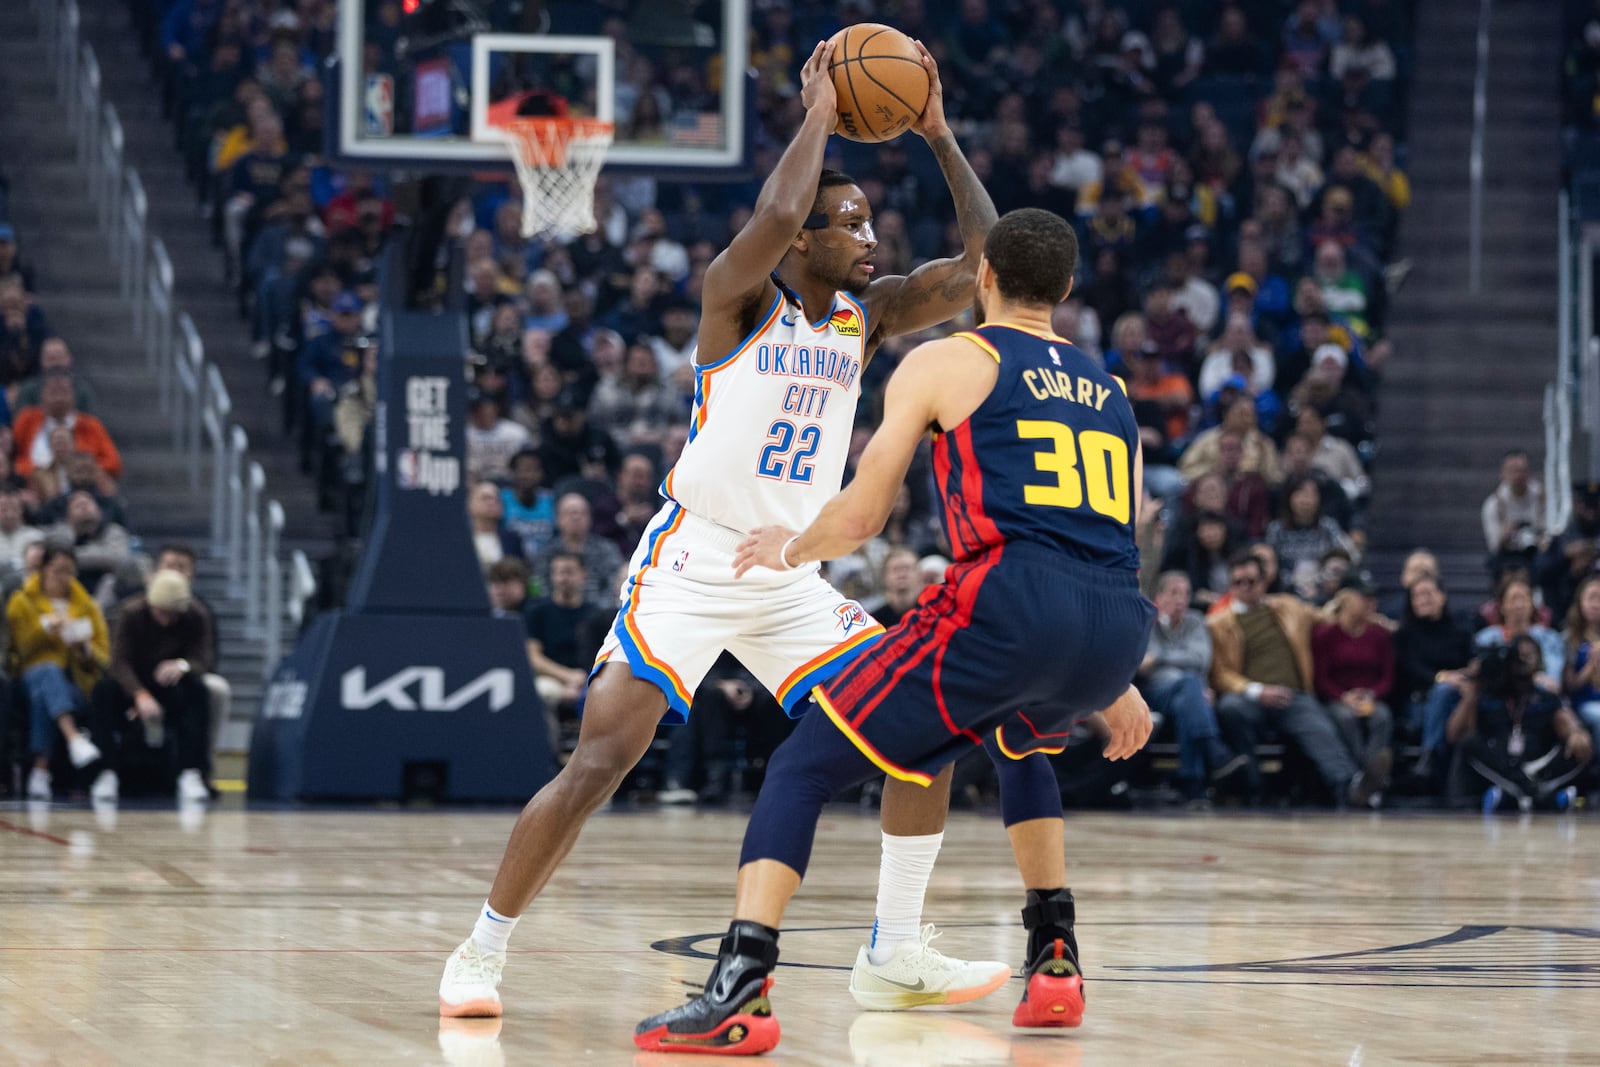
[1012,888,1084,1028]
[634,921,781,1055]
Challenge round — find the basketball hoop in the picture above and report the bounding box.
[500,116,614,239]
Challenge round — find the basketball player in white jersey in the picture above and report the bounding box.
[441,38,1010,1018]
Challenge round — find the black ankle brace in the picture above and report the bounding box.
[1021,888,1075,932]
[719,920,781,970]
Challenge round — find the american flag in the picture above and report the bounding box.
[669,112,724,148]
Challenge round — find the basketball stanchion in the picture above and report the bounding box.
[249,256,554,803]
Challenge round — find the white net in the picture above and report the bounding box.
[502,118,614,239]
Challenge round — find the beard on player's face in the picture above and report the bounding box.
[805,246,869,296]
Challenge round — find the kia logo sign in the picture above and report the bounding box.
[340,667,515,712]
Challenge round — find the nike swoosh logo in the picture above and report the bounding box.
[870,976,926,991]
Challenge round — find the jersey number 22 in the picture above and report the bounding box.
[757,420,822,485]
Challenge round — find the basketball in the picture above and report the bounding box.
[826,24,930,143]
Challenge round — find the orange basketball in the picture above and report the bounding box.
[826,24,930,143]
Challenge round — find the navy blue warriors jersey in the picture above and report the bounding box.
[934,324,1141,572]
[814,321,1154,783]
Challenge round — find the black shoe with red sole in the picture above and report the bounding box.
[635,922,782,1056]
[1012,937,1084,1029]
[634,975,780,1055]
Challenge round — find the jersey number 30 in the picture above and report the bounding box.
[1016,420,1131,523]
[757,420,822,485]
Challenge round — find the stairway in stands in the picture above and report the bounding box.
[1367,0,1561,596]
[0,1,336,741]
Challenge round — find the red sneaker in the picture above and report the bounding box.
[1011,938,1084,1028]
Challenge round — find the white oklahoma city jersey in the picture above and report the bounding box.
[663,285,869,535]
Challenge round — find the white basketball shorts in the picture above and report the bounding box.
[592,501,885,722]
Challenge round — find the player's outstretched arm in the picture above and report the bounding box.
[866,42,998,342]
[700,40,839,325]
[734,336,993,575]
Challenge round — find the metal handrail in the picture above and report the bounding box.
[169,314,203,484]
[263,502,285,674]
[227,426,247,586]
[99,104,123,238]
[34,0,300,677]
[75,45,99,167]
[289,550,316,627]
[243,463,265,638]
[205,365,231,557]
[122,170,147,313]
[146,237,172,377]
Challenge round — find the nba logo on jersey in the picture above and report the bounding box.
[827,308,863,337]
[834,602,868,635]
[672,550,691,573]
[1048,346,1062,366]
[364,74,394,137]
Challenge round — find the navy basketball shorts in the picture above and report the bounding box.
[813,542,1156,784]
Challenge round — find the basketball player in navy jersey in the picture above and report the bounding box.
[440,39,1021,1018]
[634,208,1156,1054]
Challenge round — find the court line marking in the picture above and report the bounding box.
[651,922,1600,989]
[0,817,70,847]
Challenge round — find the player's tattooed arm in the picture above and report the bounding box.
[868,43,997,346]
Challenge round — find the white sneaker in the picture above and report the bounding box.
[67,734,101,768]
[177,769,210,803]
[91,769,119,802]
[26,767,51,800]
[440,938,506,1018]
[657,786,698,805]
[848,925,1012,1011]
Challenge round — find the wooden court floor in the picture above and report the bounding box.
[2,803,1598,1066]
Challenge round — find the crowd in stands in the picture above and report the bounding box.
[105,0,1600,812]
[0,158,224,803]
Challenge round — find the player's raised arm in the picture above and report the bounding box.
[865,42,998,343]
[700,40,839,327]
[734,335,995,575]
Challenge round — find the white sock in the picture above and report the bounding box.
[867,831,943,965]
[471,901,519,955]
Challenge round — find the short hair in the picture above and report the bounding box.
[486,558,529,585]
[619,449,659,478]
[1227,548,1263,576]
[811,170,859,216]
[157,542,197,566]
[983,208,1078,306]
[547,550,587,573]
[39,543,76,569]
[509,448,542,470]
[1154,570,1191,595]
[882,546,919,573]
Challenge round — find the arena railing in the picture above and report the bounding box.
[1550,192,1575,536]
[28,0,310,676]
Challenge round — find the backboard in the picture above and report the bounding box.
[333,0,747,171]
